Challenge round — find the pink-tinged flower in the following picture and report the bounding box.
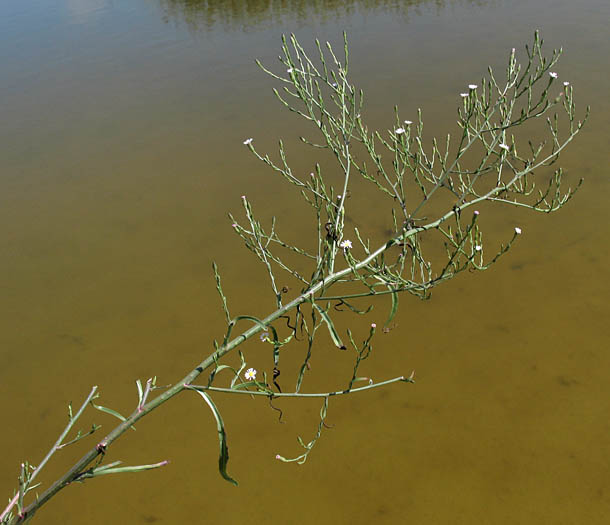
[474,210,480,216]
[549,72,558,79]
[475,245,482,252]
[371,323,377,328]
[563,81,570,86]
[340,239,352,249]
[244,368,257,381]
[515,227,522,235]
[395,127,406,135]
[499,143,510,151]
[243,138,253,145]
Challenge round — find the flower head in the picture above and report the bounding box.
[245,368,257,381]
[468,84,478,90]
[475,245,482,252]
[499,143,510,151]
[563,81,570,86]
[514,227,522,235]
[474,210,480,216]
[404,120,413,125]
[371,323,377,328]
[549,72,558,79]
[460,93,469,98]
[395,127,406,135]
[243,138,253,145]
[340,239,352,249]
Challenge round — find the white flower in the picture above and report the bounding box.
[514,227,522,235]
[474,210,480,216]
[244,368,257,381]
[340,239,352,249]
[331,82,338,88]
[395,127,406,135]
[563,81,570,86]
[468,84,478,90]
[404,120,413,125]
[371,323,377,328]
[460,93,469,97]
[243,138,253,145]
[287,68,293,73]
[499,143,510,151]
[475,245,482,251]
[549,72,558,79]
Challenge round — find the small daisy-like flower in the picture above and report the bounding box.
[232,223,238,228]
[287,68,293,73]
[460,93,469,97]
[514,227,522,235]
[340,239,352,249]
[474,210,480,216]
[475,245,482,251]
[395,127,406,135]
[243,138,253,145]
[260,331,269,341]
[563,81,570,86]
[404,120,413,125]
[499,143,510,151]
[245,368,257,381]
[331,82,338,88]
[549,72,558,79]
[468,84,478,90]
[371,323,377,328]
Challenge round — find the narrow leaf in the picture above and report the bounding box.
[313,304,346,349]
[385,287,399,328]
[90,402,136,431]
[89,461,169,477]
[136,380,143,406]
[191,390,238,486]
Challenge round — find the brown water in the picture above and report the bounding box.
[1,0,609,523]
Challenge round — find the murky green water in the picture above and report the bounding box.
[1,0,609,523]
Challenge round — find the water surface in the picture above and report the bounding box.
[1,0,609,523]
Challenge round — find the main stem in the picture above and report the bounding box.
[16,175,527,523]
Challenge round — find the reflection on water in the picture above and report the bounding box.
[158,0,486,31]
[1,0,609,524]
